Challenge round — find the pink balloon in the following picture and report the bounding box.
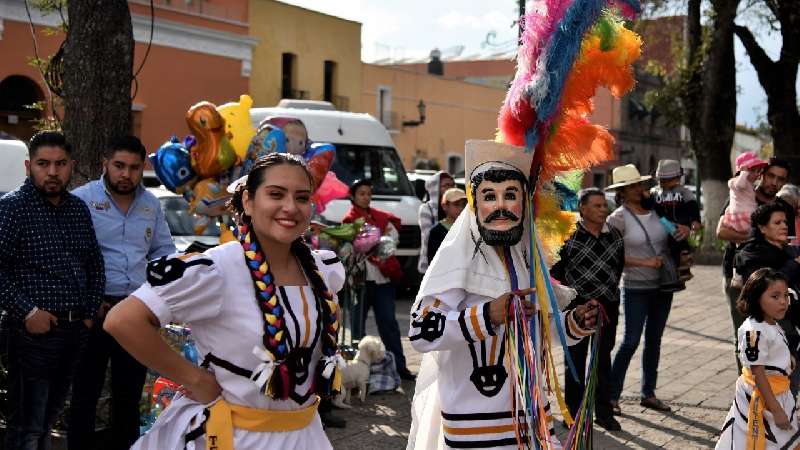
[312,172,350,213]
[353,224,380,254]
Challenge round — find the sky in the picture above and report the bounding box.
[278,0,790,128]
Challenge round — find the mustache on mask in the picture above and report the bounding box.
[484,209,520,223]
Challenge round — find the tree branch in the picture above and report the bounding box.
[733,24,777,92]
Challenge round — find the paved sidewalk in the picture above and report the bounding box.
[327,265,737,449]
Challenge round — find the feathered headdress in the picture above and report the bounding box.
[496,1,642,448]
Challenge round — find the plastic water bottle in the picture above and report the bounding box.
[659,217,677,236]
[182,336,199,366]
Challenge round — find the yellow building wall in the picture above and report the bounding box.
[248,0,362,110]
[360,64,506,172]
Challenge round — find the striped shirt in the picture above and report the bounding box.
[0,178,105,320]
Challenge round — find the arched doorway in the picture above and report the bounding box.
[0,75,44,141]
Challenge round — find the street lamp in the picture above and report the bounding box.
[403,99,426,127]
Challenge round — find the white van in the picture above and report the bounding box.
[250,105,423,265]
[0,139,28,195]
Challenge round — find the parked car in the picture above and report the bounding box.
[148,187,221,252]
[0,139,28,196]
[250,105,423,282]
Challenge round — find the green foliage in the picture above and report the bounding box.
[640,21,711,130]
[25,100,62,131]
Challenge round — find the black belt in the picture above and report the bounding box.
[50,310,85,322]
[104,295,127,305]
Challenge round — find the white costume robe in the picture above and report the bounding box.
[407,209,591,450]
[130,241,344,450]
[716,318,800,449]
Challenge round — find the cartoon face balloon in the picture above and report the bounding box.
[149,137,196,194]
[217,94,256,161]
[259,117,308,155]
[187,178,230,217]
[282,121,308,155]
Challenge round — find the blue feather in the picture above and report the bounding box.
[526,0,609,150]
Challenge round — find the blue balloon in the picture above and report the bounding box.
[304,142,335,161]
[261,127,287,155]
[149,136,196,193]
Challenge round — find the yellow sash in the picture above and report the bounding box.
[205,396,320,450]
[741,368,790,450]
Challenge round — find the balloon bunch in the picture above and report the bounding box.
[149,94,351,242]
[252,116,349,214]
[310,218,394,264]
[149,94,258,241]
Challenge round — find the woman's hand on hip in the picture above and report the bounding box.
[181,367,222,404]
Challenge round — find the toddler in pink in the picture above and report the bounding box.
[722,152,769,233]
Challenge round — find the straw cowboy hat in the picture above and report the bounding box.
[604,164,652,191]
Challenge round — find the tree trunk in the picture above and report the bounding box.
[684,0,740,251]
[734,1,800,170]
[62,0,133,186]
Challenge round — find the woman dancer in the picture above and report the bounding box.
[716,268,798,449]
[105,153,345,449]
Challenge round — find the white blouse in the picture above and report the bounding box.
[131,241,344,450]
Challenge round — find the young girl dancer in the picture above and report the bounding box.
[716,267,798,449]
[105,153,345,449]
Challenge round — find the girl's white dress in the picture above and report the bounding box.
[130,241,345,450]
[716,317,800,449]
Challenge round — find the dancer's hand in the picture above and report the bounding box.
[775,410,791,430]
[489,288,535,326]
[181,368,222,404]
[574,300,600,329]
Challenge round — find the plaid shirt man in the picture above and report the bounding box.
[551,221,624,306]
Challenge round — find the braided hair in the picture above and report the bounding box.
[229,153,340,399]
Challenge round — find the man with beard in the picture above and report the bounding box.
[70,135,175,450]
[0,131,105,449]
[407,140,598,450]
[717,157,792,367]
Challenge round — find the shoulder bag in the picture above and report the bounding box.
[624,207,684,293]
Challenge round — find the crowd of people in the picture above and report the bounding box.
[2,128,799,449]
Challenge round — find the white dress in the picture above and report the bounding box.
[716,318,799,449]
[409,290,590,450]
[130,241,345,450]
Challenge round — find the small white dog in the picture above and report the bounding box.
[332,336,385,408]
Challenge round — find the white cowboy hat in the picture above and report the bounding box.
[604,164,652,191]
[465,140,533,183]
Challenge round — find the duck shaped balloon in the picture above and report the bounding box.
[217,94,256,161]
[185,102,238,179]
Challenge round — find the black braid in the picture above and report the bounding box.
[291,238,340,397]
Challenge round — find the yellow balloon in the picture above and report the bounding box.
[217,94,256,160]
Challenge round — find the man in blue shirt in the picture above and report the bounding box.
[0,131,105,450]
[69,135,176,450]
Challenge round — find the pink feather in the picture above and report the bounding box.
[501,0,575,138]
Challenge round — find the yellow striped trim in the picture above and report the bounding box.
[299,288,311,347]
[469,305,485,341]
[443,424,515,436]
[177,252,200,261]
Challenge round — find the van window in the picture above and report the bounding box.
[159,196,221,237]
[331,145,414,196]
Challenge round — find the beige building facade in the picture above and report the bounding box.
[358,64,506,174]
[248,0,362,111]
